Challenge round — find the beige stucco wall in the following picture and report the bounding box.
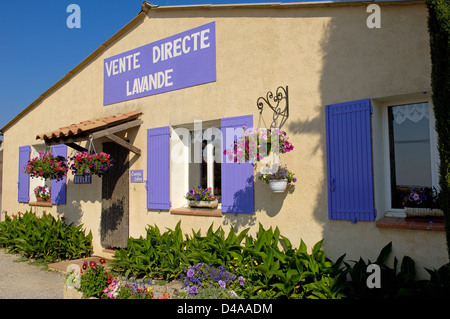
[1,1,447,279]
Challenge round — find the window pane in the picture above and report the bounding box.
[188,130,221,203]
[389,103,432,208]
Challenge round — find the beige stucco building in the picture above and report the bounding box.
[1,1,447,279]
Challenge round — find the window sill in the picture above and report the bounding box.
[376,216,444,231]
[28,201,52,207]
[170,207,222,217]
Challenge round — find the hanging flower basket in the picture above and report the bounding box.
[185,186,219,209]
[223,126,294,163]
[24,152,68,181]
[257,165,296,193]
[34,185,51,202]
[269,179,288,193]
[69,152,114,177]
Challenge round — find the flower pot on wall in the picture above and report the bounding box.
[188,200,219,209]
[269,179,287,193]
[36,196,50,203]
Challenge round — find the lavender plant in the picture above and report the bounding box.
[179,263,241,297]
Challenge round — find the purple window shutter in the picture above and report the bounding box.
[51,144,67,205]
[147,126,170,210]
[221,115,254,214]
[18,145,31,203]
[325,99,376,222]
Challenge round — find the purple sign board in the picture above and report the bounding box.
[103,22,216,105]
[74,174,92,184]
[130,170,144,183]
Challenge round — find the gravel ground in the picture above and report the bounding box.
[0,249,66,299]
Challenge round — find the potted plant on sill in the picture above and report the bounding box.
[402,187,443,218]
[24,152,68,181]
[69,151,114,177]
[257,165,296,193]
[34,185,51,203]
[185,186,219,209]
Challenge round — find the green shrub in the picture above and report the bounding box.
[0,210,93,263]
[102,222,450,299]
[111,222,345,299]
[426,0,450,260]
[343,242,416,298]
[79,261,110,298]
[343,242,450,299]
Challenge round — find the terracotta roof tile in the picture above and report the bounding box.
[36,111,141,140]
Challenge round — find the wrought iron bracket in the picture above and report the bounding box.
[256,86,289,129]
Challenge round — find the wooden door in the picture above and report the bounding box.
[101,142,129,249]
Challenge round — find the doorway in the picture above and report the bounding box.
[101,142,129,249]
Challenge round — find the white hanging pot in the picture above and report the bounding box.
[269,179,287,193]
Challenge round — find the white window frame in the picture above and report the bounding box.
[372,92,439,218]
[170,119,222,209]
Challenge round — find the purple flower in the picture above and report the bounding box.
[238,276,245,286]
[218,280,226,288]
[187,268,195,278]
[188,285,198,295]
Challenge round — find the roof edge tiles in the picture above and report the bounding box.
[36,111,142,141]
[143,0,423,10]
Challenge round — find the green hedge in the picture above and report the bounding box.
[426,0,450,260]
[0,210,93,263]
[111,222,346,299]
[111,222,450,299]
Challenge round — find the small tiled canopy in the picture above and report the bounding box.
[36,111,143,155]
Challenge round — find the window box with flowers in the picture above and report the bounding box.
[402,187,443,218]
[69,152,114,177]
[185,186,219,209]
[34,185,51,203]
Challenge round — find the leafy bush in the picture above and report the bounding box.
[0,210,93,262]
[79,260,110,298]
[88,222,450,299]
[111,222,345,299]
[112,221,187,280]
[237,224,346,299]
[343,242,450,299]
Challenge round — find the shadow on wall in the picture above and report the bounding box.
[101,198,128,249]
[56,178,96,226]
[223,175,257,229]
[222,174,295,230]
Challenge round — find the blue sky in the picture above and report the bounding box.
[0,0,307,133]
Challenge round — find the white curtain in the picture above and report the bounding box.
[392,102,429,125]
